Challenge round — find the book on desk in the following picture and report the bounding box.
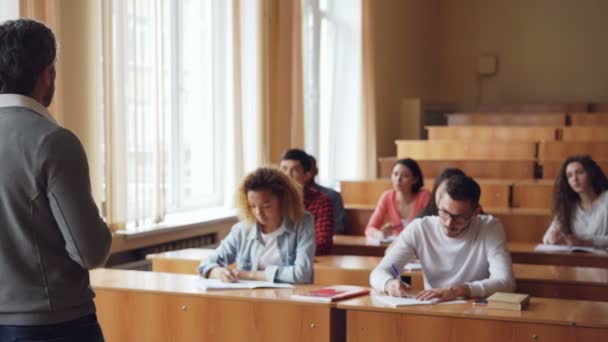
[291,285,369,303]
[486,292,530,311]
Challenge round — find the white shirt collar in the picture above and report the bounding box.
[0,94,57,124]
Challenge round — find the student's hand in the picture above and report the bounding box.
[564,235,593,247]
[233,269,251,280]
[209,267,238,282]
[384,278,411,297]
[547,227,567,245]
[416,285,469,303]
[380,223,395,238]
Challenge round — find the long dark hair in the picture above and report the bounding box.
[393,158,425,193]
[553,155,608,234]
[417,168,466,217]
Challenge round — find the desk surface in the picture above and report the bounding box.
[338,294,608,329]
[91,268,338,306]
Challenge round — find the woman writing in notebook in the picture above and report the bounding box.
[543,155,608,247]
[365,158,431,239]
[198,167,315,284]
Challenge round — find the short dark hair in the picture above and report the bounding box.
[0,19,56,95]
[444,174,481,207]
[281,149,313,172]
[553,155,608,234]
[417,168,466,217]
[393,158,424,193]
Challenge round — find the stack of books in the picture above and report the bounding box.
[486,292,530,311]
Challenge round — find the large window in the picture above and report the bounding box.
[103,0,261,230]
[302,0,363,187]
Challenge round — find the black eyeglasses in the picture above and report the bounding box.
[438,209,475,225]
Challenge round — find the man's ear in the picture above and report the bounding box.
[41,65,55,86]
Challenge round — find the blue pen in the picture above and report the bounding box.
[390,263,401,280]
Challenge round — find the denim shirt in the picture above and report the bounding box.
[198,212,315,284]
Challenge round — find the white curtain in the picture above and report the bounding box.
[101,0,262,231]
[304,0,367,188]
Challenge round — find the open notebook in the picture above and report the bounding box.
[534,244,607,254]
[373,295,466,307]
[366,235,397,245]
[197,278,294,291]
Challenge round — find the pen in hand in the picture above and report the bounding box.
[390,263,412,297]
[217,258,238,283]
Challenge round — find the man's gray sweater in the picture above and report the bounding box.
[0,103,111,325]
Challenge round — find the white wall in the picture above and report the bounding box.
[0,0,19,22]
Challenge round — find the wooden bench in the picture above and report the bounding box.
[511,179,553,210]
[538,141,608,164]
[426,125,559,142]
[379,157,536,179]
[562,126,608,141]
[396,140,537,161]
[542,160,608,179]
[570,112,608,125]
[344,206,551,242]
[446,112,567,126]
[491,208,551,243]
[340,179,511,208]
[478,103,589,113]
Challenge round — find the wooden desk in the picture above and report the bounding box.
[332,237,608,269]
[146,248,608,301]
[446,112,567,126]
[91,269,345,342]
[510,242,608,268]
[514,264,608,301]
[339,295,608,341]
[426,125,559,142]
[378,157,536,179]
[396,140,537,161]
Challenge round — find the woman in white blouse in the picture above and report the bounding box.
[543,155,608,247]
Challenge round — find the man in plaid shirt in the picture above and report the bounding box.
[280,149,335,255]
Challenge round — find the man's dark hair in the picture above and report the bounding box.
[444,174,481,207]
[0,19,56,95]
[281,149,313,172]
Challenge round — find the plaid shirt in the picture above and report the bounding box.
[304,185,335,255]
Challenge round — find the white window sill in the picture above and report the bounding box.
[110,207,238,253]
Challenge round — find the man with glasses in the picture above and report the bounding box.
[370,174,515,302]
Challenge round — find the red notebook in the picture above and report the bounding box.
[291,285,370,303]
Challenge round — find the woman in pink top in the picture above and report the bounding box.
[365,158,432,239]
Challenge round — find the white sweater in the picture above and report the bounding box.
[370,215,515,297]
[543,190,608,247]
